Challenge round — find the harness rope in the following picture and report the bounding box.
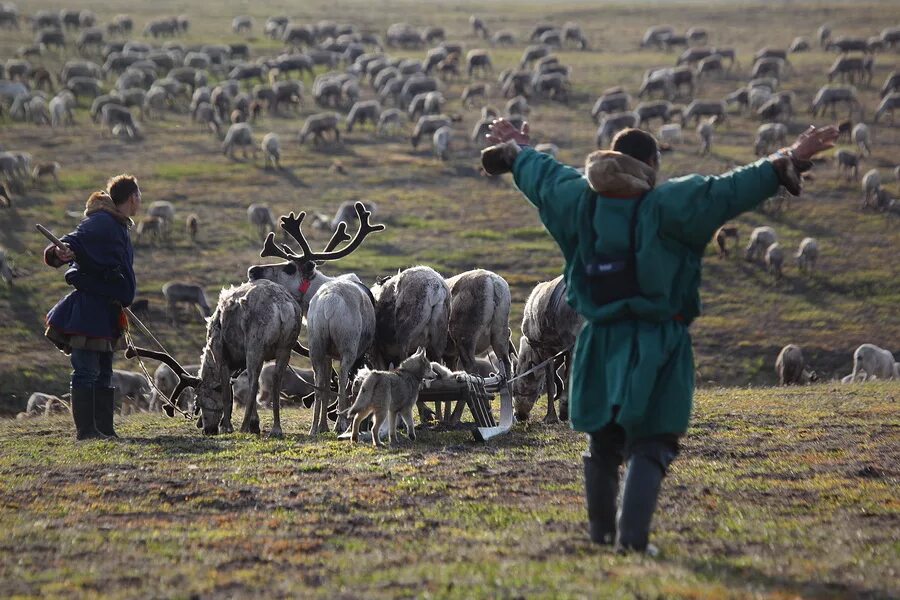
[123,308,192,419]
[506,343,574,385]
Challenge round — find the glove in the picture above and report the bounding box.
[480,141,522,176]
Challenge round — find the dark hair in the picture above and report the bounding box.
[611,128,659,166]
[106,174,138,205]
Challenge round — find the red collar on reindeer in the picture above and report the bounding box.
[298,278,311,295]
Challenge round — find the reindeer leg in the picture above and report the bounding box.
[239,359,263,434]
[333,354,354,434]
[558,352,571,421]
[268,352,289,438]
[543,361,559,424]
[219,367,234,433]
[310,355,331,434]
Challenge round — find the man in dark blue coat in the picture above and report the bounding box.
[44,175,141,439]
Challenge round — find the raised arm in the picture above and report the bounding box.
[483,119,588,255]
[658,125,838,250]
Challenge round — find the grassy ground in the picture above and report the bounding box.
[0,383,897,598]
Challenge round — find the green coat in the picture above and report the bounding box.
[511,147,779,439]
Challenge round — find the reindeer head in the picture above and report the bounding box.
[511,337,544,421]
[192,373,226,435]
[247,201,385,305]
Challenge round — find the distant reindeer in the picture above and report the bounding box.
[161,281,212,323]
[186,213,199,242]
[247,203,276,240]
[31,161,60,188]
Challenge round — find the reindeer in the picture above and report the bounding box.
[247,203,276,240]
[128,279,302,436]
[247,202,385,434]
[161,282,212,323]
[440,269,513,423]
[371,266,450,371]
[186,214,199,242]
[513,276,584,423]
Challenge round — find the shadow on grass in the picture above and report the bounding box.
[682,556,895,600]
[123,434,229,455]
[268,166,308,188]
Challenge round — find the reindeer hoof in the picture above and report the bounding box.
[267,428,283,439]
[241,420,261,435]
[219,423,234,434]
[543,413,560,425]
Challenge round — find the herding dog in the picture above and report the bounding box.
[347,347,436,447]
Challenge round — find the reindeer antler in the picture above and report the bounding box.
[259,232,304,262]
[125,345,201,418]
[279,201,384,263]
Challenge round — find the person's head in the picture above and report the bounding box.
[611,128,660,170]
[107,174,141,216]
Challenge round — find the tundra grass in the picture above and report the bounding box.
[0,383,897,598]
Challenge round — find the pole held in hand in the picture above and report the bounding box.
[35,223,67,250]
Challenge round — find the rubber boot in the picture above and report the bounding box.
[615,454,665,553]
[583,451,620,545]
[71,386,104,440]
[94,387,119,438]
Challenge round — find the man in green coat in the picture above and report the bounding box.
[483,121,837,552]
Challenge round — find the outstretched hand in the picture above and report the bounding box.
[789,125,839,162]
[486,118,530,146]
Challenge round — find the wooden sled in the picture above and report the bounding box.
[337,372,515,443]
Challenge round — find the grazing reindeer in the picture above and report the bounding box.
[186,213,199,242]
[128,279,302,436]
[247,202,385,434]
[442,268,513,424]
[514,276,584,423]
[714,224,739,257]
[162,282,212,323]
[135,216,163,245]
[247,203,276,240]
[31,162,61,188]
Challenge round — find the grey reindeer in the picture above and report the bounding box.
[513,276,584,423]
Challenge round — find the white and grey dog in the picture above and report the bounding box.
[347,347,436,447]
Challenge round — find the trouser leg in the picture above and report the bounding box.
[616,436,679,553]
[93,352,118,437]
[69,349,103,440]
[584,423,625,544]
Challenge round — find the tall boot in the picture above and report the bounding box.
[94,387,119,438]
[583,451,621,545]
[615,454,666,553]
[71,386,104,440]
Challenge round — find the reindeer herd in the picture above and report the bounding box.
[124,202,561,440]
[2,6,899,432]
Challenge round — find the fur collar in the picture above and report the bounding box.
[584,150,656,197]
[84,192,133,227]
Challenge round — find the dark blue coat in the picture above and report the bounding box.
[46,209,136,341]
